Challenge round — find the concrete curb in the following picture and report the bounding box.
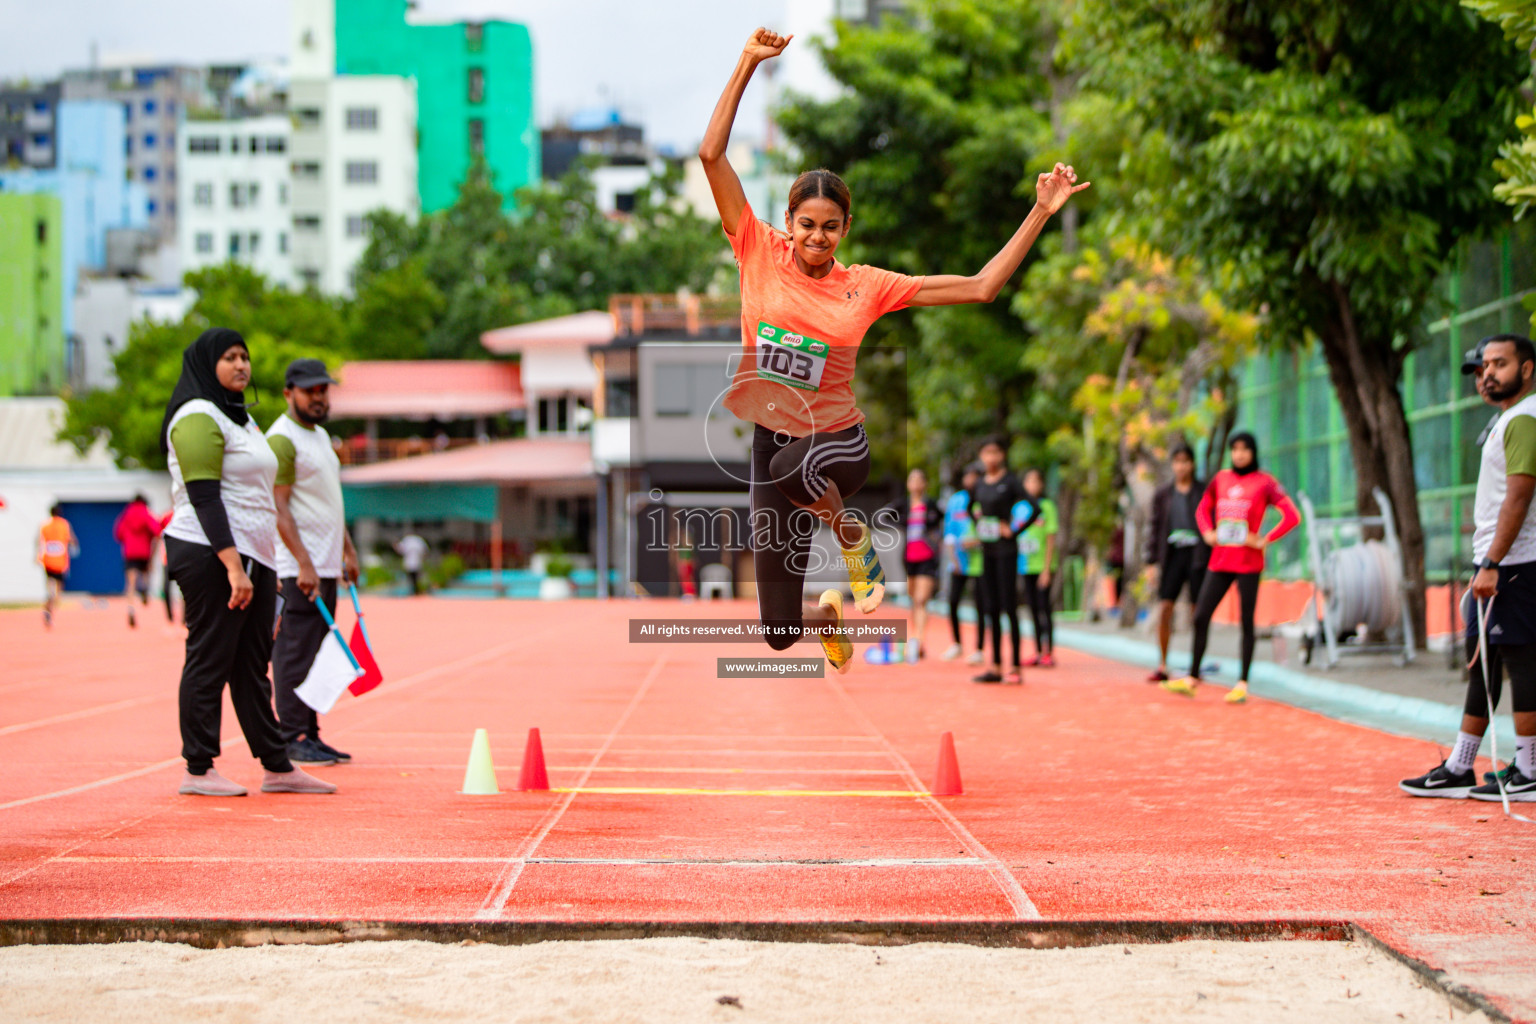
[1053,625,1518,749]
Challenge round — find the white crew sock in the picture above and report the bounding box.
[1447,731,1484,775]
[1517,735,1535,778]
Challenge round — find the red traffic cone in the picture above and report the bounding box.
[931,731,963,796]
[518,727,549,792]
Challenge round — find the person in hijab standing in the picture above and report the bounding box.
[161,328,336,797]
[1162,432,1299,704]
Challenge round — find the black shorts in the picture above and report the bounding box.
[1468,560,1536,647]
[124,557,150,573]
[45,569,66,583]
[1157,546,1206,602]
[904,557,940,579]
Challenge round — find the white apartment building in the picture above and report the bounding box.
[176,114,295,287]
[288,75,418,295]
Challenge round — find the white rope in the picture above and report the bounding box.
[1474,594,1534,824]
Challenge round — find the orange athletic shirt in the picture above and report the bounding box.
[723,203,923,437]
[40,518,71,573]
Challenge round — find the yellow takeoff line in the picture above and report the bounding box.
[552,786,928,798]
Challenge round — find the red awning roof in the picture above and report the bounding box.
[339,438,593,485]
[480,310,616,355]
[329,361,524,420]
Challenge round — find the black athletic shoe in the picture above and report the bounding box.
[312,737,352,764]
[1398,761,1477,799]
[1484,764,1513,786]
[286,738,336,767]
[1469,764,1536,802]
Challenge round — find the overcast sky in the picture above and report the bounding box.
[0,0,798,150]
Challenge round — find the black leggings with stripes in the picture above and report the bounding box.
[750,423,872,651]
[1188,570,1261,683]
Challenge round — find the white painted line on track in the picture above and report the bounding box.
[475,652,668,921]
[0,696,163,738]
[825,677,1042,921]
[52,855,988,868]
[0,636,530,815]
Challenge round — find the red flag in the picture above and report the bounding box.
[347,621,384,695]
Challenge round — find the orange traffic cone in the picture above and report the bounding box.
[518,727,549,791]
[932,731,963,796]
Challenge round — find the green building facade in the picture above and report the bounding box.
[0,193,64,396]
[333,0,538,213]
[1235,230,1536,581]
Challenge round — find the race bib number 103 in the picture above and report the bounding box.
[756,322,829,392]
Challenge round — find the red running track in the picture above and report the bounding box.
[1,597,1533,1017]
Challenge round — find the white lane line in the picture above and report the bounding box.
[0,636,530,814]
[474,652,668,921]
[0,696,163,738]
[825,678,1041,921]
[554,748,896,757]
[0,756,185,813]
[52,856,988,868]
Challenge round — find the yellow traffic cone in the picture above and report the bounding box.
[461,728,500,795]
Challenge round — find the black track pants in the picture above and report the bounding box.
[979,549,1021,668]
[272,577,338,744]
[1189,570,1261,682]
[167,536,293,775]
[750,423,871,651]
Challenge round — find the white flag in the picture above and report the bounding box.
[294,633,365,713]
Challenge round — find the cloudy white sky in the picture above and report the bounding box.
[0,0,817,150]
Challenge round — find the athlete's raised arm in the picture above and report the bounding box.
[909,164,1090,307]
[699,28,793,234]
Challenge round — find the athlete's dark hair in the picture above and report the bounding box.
[1170,443,1195,462]
[132,492,147,504]
[978,435,1009,457]
[49,504,62,517]
[787,169,851,221]
[1481,333,1536,369]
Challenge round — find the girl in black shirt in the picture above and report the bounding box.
[970,438,1033,683]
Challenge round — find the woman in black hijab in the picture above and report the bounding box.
[161,329,336,796]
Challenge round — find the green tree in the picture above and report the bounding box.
[1072,0,1527,633]
[1463,1,1536,334]
[775,0,1064,477]
[350,157,726,359]
[1019,239,1256,616]
[61,264,350,469]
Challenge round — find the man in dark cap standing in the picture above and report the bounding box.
[268,359,360,767]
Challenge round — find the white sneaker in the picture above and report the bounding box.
[966,650,984,666]
[905,638,920,662]
[941,643,963,661]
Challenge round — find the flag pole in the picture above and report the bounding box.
[317,591,364,674]
[348,583,374,652]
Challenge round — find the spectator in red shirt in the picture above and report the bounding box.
[1162,433,1299,704]
[114,494,164,628]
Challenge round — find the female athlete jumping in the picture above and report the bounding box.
[700,28,1089,672]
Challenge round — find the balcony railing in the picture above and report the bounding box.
[610,293,740,337]
[335,436,482,466]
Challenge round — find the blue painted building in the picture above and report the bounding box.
[0,100,148,341]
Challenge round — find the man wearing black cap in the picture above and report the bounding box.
[268,359,359,767]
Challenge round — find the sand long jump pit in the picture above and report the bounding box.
[0,923,1503,1023]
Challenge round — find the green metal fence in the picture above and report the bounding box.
[1235,229,1536,581]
